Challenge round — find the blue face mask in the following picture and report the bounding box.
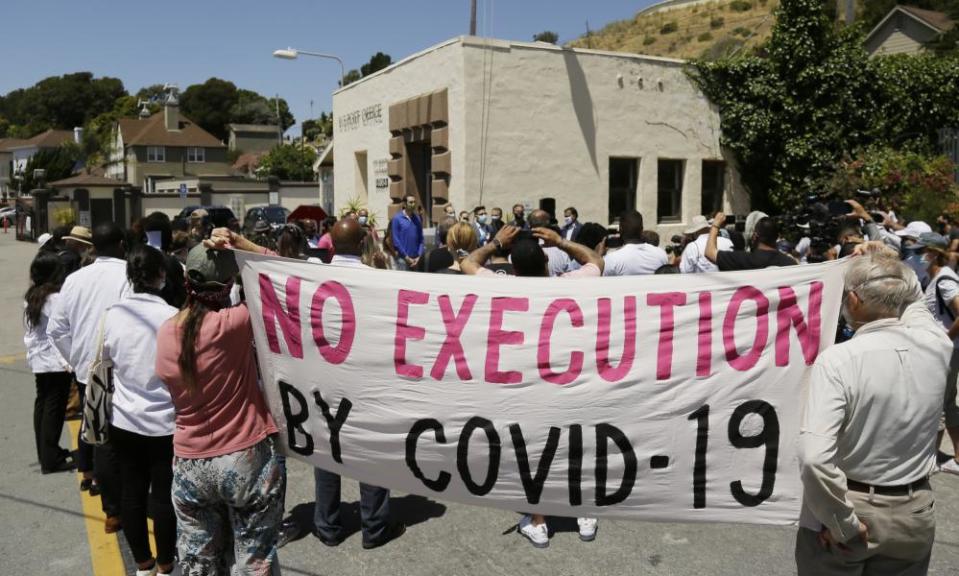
[478,215,489,224]
[358,216,368,226]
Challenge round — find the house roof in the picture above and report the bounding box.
[900,5,956,32]
[118,110,224,148]
[0,138,28,152]
[229,124,282,134]
[49,174,124,188]
[867,5,956,45]
[4,129,74,151]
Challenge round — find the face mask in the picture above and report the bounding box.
[358,216,368,225]
[491,215,501,222]
[478,215,489,224]
[157,279,166,291]
[445,211,454,217]
[903,250,929,286]
[564,216,572,225]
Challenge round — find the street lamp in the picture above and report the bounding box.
[272,47,346,87]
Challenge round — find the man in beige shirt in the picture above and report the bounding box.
[797,243,950,575]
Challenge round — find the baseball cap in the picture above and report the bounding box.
[185,244,238,288]
[916,232,949,250]
[895,221,932,239]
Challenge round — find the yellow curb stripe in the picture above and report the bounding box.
[0,353,24,365]
[68,420,126,576]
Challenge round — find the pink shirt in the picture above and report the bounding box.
[318,233,334,255]
[156,304,278,458]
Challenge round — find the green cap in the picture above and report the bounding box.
[185,244,238,288]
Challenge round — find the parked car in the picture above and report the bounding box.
[0,207,16,226]
[242,205,290,237]
[171,205,236,230]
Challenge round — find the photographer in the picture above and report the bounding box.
[705,212,796,270]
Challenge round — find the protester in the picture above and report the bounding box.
[679,215,733,273]
[390,195,425,270]
[443,204,456,220]
[416,218,455,273]
[705,212,796,270]
[143,212,187,309]
[48,223,130,531]
[436,222,477,274]
[561,206,582,241]
[155,245,283,574]
[62,225,93,270]
[251,219,276,252]
[796,242,948,575]
[916,233,959,475]
[461,224,601,547]
[510,203,528,230]
[302,219,320,248]
[489,206,505,234]
[170,230,191,265]
[357,208,379,242]
[318,217,337,254]
[23,252,74,474]
[602,211,668,276]
[104,245,178,576]
[188,209,209,243]
[314,219,405,549]
[472,206,492,246]
[528,209,571,276]
[276,223,307,259]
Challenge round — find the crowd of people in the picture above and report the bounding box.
[19,192,959,574]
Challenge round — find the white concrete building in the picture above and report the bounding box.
[332,36,748,237]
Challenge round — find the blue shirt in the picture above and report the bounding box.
[391,211,424,259]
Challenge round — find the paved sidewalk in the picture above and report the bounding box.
[1,231,958,575]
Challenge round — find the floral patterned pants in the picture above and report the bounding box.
[173,436,285,576]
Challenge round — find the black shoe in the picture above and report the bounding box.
[312,530,342,547]
[362,524,406,550]
[80,478,93,492]
[276,520,302,549]
[88,482,101,497]
[42,460,77,474]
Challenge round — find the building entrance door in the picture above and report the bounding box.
[407,140,433,224]
[90,198,114,227]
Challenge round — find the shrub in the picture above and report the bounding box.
[733,26,752,37]
[660,21,678,34]
[729,0,752,11]
[698,32,714,42]
[643,36,657,46]
[710,16,725,29]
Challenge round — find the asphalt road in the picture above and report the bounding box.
[0,230,957,575]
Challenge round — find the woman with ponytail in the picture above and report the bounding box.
[155,244,282,575]
[23,251,73,474]
[101,244,178,575]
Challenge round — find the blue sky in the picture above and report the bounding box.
[0,0,650,132]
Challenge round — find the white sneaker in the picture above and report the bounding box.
[577,517,598,542]
[135,566,157,576]
[942,458,959,476]
[518,515,549,548]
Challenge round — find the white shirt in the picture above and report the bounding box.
[23,294,70,373]
[798,298,951,541]
[924,266,959,347]
[679,234,732,273]
[544,246,571,277]
[104,293,178,436]
[47,257,132,384]
[602,243,669,276]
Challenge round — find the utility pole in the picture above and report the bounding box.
[275,94,282,145]
[470,0,477,35]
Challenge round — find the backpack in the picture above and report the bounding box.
[935,275,959,322]
[80,316,113,446]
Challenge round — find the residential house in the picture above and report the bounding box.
[107,98,231,193]
[865,5,956,56]
[228,123,281,153]
[1,129,77,198]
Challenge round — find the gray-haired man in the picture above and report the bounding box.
[796,242,950,575]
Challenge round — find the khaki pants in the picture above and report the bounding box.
[795,486,935,576]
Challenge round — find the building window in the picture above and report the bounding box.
[657,159,684,223]
[701,160,726,216]
[147,146,165,163]
[608,157,639,224]
[187,147,205,163]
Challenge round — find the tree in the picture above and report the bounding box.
[256,144,317,181]
[533,31,560,44]
[0,72,127,135]
[18,143,83,191]
[230,89,295,131]
[340,69,362,87]
[360,52,393,77]
[302,112,333,142]
[179,78,239,141]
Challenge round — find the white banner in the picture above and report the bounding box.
[238,253,848,525]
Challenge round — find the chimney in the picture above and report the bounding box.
[73,127,83,144]
[164,100,180,131]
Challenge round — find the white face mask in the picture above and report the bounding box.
[491,215,501,222]
[478,215,489,224]
[564,216,573,225]
[358,216,368,225]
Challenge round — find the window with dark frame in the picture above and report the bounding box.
[187,147,205,163]
[608,157,639,224]
[657,159,684,223]
[146,146,165,163]
[701,160,726,216]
